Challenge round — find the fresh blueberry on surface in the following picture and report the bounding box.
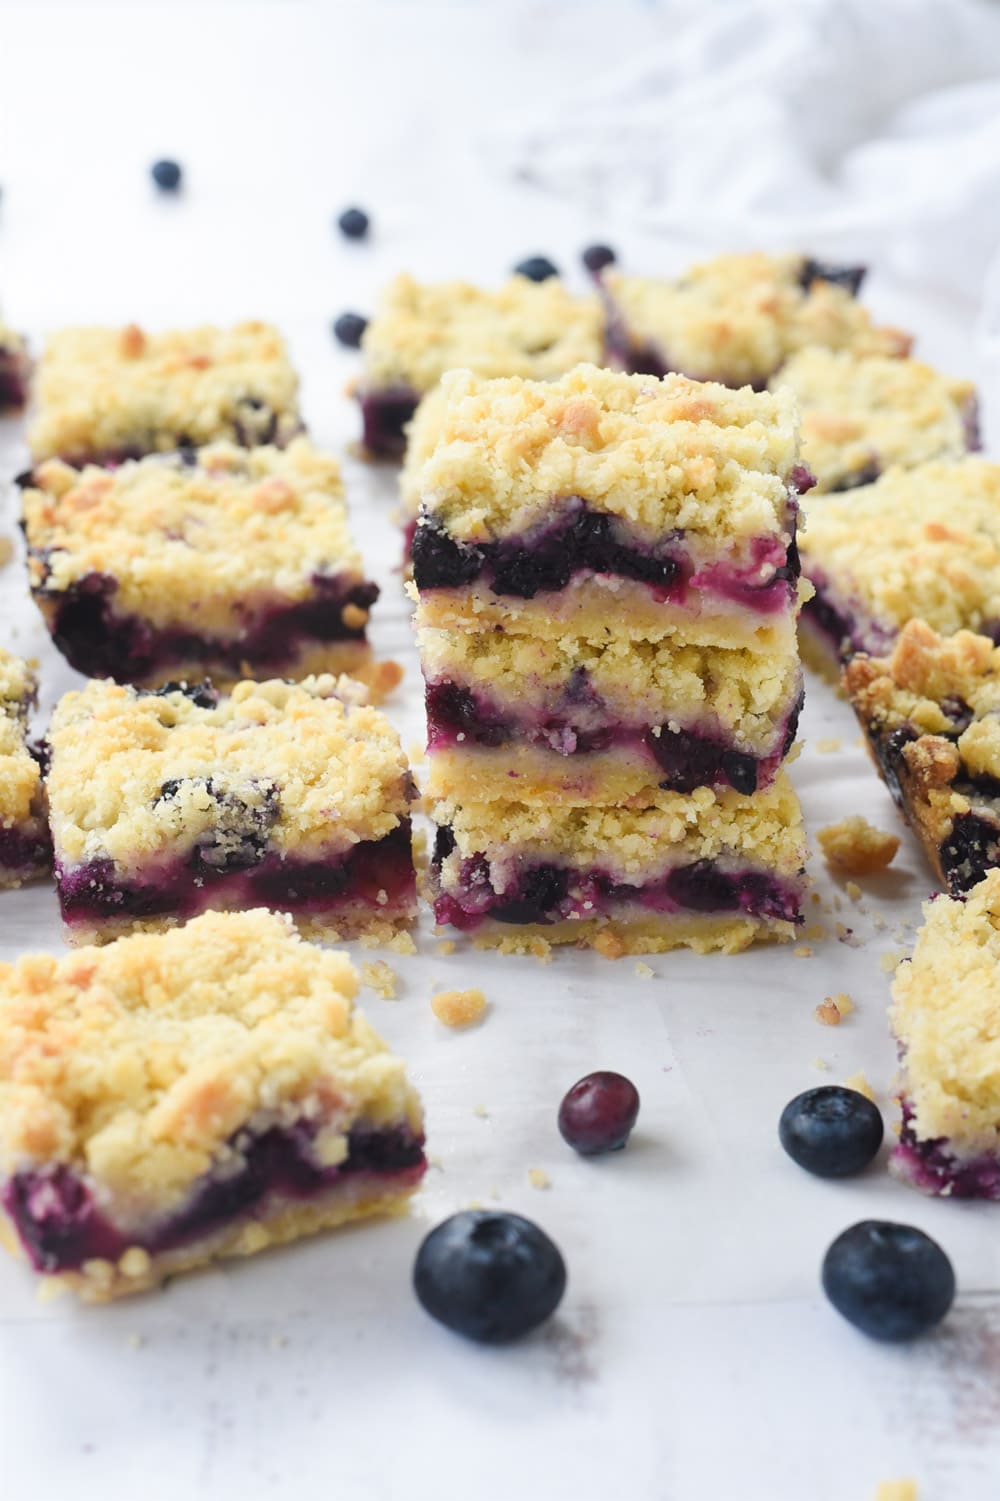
[414,1210,567,1343]
[333,312,368,349]
[822,1220,955,1341]
[337,206,370,240]
[779,1086,883,1178]
[581,243,616,273]
[558,1071,640,1156]
[150,159,182,192]
[514,255,559,282]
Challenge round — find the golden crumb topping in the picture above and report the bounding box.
[892,871,1000,1149]
[47,675,411,869]
[400,384,450,520]
[607,252,910,386]
[817,815,899,875]
[23,438,366,633]
[360,274,603,394]
[775,349,973,492]
[0,909,423,1214]
[801,459,1000,637]
[846,619,1000,737]
[29,321,301,461]
[0,647,42,827]
[413,364,801,543]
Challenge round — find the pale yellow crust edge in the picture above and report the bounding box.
[62,903,416,950]
[465,913,798,957]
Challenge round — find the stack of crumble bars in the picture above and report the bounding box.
[411,363,810,956]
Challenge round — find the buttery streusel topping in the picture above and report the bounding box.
[29,321,301,461]
[0,648,42,827]
[360,274,604,393]
[23,438,366,634]
[0,909,423,1214]
[47,675,411,869]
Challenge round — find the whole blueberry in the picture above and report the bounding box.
[337,206,370,240]
[581,243,616,273]
[150,159,182,192]
[333,312,368,349]
[822,1220,955,1341]
[779,1086,883,1178]
[558,1071,640,1156]
[514,255,559,283]
[414,1210,566,1343]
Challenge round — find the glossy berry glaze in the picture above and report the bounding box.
[29,562,378,684]
[892,1100,1000,1199]
[431,829,803,932]
[359,385,420,459]
[4,1122,427,1274]
[57,821,415,930]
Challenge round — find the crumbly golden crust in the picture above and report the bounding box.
[400,384,449,521]
[606,253,911,386]
[47,675,411,870]
[0,649,42,830]
[775,349,974,492]
[891,870,1000,1152]
[29,322,301,461]
[816,815,899,875]
[0,909,424,1218]
[414,364,801,545]
[801,459,1000,638]
[360,274,603,394]
[23,438,365,636]
[466,912,796,956]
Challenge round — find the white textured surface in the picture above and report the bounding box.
[0,5,999,1500]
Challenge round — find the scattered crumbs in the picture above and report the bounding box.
[407,741,426,764]
[467,1199,483,1210]
[816,992,855,1026]
[815,736,842,754]
[634,962,654,979]
[388,930,417,957]
[431,987,488,1029]
[854,734,866,749]
[472,1103,489,1119]
[436,939,456,956]
[0,537,13,568]
[844,1070,876,1102]
[804,923,828,942]
[811,1057,830,1071]
[126,1333,145,1351]
[880,950,906,974]
[833,893,843,912]
[490,1185,502,1201]
[427,1154,444,1171]
[360,960,397,1000]
[794,945,813,959]
[845,880,863,902]
[874,1482,917,1501]
[528,1167,552,1191]
[594,929,626,960]
[872,912,888,931]
[892,924,909,944]
[835,923,863,948]
[270,1333,289,1350]
[810,891,822,905]
[817,815,900,876]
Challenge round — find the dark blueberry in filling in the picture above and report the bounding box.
[153,680,219,709]
[822,1220,955,1341]
[333,312,368,349]
[829,459,881,493]
[558,1071,640,1156]
[337,206,370,240]
[581,243,616,273]
[799,258,866,297]
[155,776,280,873]
[411,520,484,590]
[414,1209,566,1343]
[664,859,740,912]
[720,750,758,797]
[433,824,457,863]
[150,159,183,191]
[490,541,572,598]
[513,255,559,283]
[874,723,919,807]
[779,1086,884,1178]
[940,810,1000,895]
[939,697,973,735]
[492,864,569,924]
[425,681,509,748]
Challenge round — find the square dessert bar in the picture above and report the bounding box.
[773,349,978,493]
[410,365,810,651]
[799,458,1000,673]
[28,321,302,465]
[0,650,50,888]
[601,252,911,387]
[22,438,387,690]
[420,625,803,804]
[46,675,416,945]
[0,320,30,412]
[356,273,604,458]
[430,773,806,955]
[845,619,1000,896]
[0,909,426,1300]
[890,870,1000,1199]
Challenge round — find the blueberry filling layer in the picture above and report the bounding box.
[425,678,802,795]
[432,844,802,931]
[801,569,896,661]
[0,822,51,876]
[29,564,378,682]
[358,385,420,460]
[3,1122,427,1274]
[413,502,800,615]
[57,821,414,926]
[892,1101,1000,1200]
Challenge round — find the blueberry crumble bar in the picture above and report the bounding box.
[601,252,911,387]
[845,619,1000,896]
[800,459,1000,672]
[420,625,803,804]
[773,349,978,493]
[0,649,50,887]
[22,439,385,690]
[429,774,807,955]
[0,320,30,413]
[46,675,415,944]
[890,870,1000,1199]
[356,273,604,458]
[0,909,426,1300]
[28,321,302,465]
[410,365,810,652]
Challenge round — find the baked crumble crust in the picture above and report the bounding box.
[0,648,43,830]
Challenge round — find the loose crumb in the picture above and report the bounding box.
[815,992,854,1026]
[874,1482,917,1501]
[528,1167,552,1191]
[360,960,397,1000]
[811,1057,830,1071]
[817,815,900,876]
[126,1333,145,1351]
[880,950,906,974]
[794,945,813,959]
[844,1070,876,1102]
[815,736,842,754]
[804,924,828,941]
[634,962,654,979]
[270,1333,289,1349]
[0,537,13,567]
[836,923,863,948]
[431,987,488,1029]
[594,929,626,960]
[388,930,417,957]
[436,939,456,956]
[872,912,888,931]
[845,880,863,901]
[472,1103,489,1119]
